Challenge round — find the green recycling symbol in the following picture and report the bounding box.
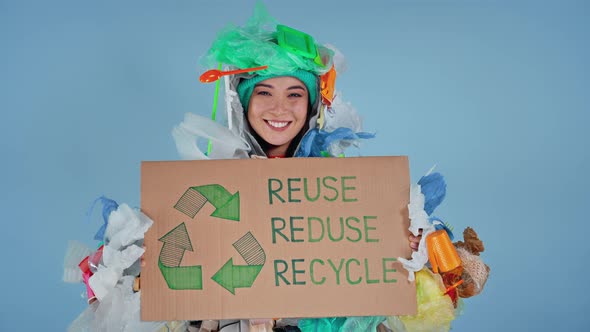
[158,184,266,294]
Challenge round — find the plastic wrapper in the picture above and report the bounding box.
[104,203,152,250]
[200,2,332,77]
[323,93,362,133]
[155,322,189,332]
[299,316,385,332]
[339,317,386,331]
[296,92,375,157]
[417,172,446,216]
[89,245,144,302]
[63,240,92,283]
[274,318,300,328]
[456,247,489,298]
[87,203,150,301]
[68,300,99,332]
[69,276,176,332]
[87,246,104,274]
[248,319,274,332]
[87,195,119,242]
[387,269,455,332]
[67,201,181,331]
[298,317,345,331]
[325,44,348,75]
[172,112,250,160]
[295,127,374,157]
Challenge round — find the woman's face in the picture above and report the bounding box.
[247,76,309,157]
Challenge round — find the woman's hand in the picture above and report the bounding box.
[409,229,423,251]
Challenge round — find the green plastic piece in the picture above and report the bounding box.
[320,151,346,158]
[277,24,324,67]
[277,25,317,59]
[207,62,223,156]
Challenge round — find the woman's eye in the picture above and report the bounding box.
[289,93,302,98]
[257,91,271,96]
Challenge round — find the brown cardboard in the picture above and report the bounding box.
[141,156,416,321]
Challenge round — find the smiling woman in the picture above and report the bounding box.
[233,64,322,158]
[246,76,310,157]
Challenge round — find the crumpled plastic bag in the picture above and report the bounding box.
[63,240,92,283]
[68,276,177,332]
[68,202,186,331]
[88,204,150,301]
[172,112,250,160]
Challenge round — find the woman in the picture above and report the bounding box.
[67,6,459,332]
[180,6,421,332]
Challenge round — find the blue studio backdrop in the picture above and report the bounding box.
[1,0,588,330]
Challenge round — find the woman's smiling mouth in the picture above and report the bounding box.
[265,120,291,130]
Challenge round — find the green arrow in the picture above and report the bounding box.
[158,223,193,253]
[193,185,240,221]
[211,258,263,295]
[158,223,202,290]
[174,184,240,221]
[158,259,203,290]
[193,184,232,207]
[210,192,240,221]
[158,223,193,267]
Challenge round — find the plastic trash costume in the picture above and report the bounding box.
[63,4,489,332]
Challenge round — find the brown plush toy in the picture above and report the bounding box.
[454,227,490,298]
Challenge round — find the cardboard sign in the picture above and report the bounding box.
[141,156,416,321]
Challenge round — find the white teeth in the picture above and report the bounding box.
[267,120,289,128]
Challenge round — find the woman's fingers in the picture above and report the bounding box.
[409,229,423,251]
[141,245,146,267]
[409,235,420,251]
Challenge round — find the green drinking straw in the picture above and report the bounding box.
[206,62,223,156]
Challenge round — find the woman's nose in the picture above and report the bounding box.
[270,97,289,114]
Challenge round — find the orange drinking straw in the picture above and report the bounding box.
[426,229,462,274]
[444,279,464,295]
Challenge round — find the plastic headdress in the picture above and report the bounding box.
[200,2,333,77]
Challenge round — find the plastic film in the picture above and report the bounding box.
[200,2,333,76]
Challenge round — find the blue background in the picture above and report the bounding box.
[1,0,588,330]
